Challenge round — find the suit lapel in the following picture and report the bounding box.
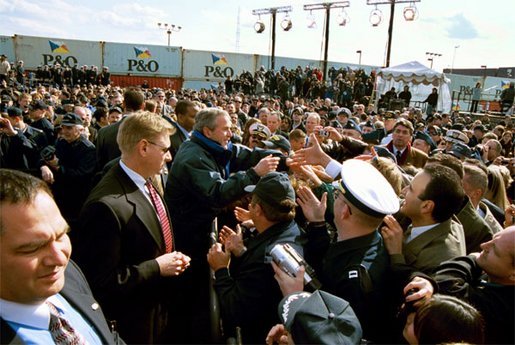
[60,288,113,343]
[403,219,451,264]
[113,164,165,252]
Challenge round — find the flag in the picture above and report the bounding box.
[48,40,69,53]
[211,53,228,65]
[134,47,152,59]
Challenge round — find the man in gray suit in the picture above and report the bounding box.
[382,164,466,273]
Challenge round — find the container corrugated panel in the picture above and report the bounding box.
[183,80,223,90]
[0,36,16,61]
[110,75,182,89]
[104,42,181,77]
[258,55,321,71]
[13,35,102,70]
[182,49,258,81]
[329,61,377,74]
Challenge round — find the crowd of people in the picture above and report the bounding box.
[222,65,375,108]
[1,61,514,345]
[0,55,111,89]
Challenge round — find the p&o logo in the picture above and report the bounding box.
[205,53,234,78]
[128,47,159,72]
[42,40,78,67]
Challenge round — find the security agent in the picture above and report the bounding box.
[207,172,303,344]
[0,169,122,344]
[299,159,400,342]
[266,290,362,345]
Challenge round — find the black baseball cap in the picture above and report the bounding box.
[61,113,83,126]
[7,107,22,117]
[244,172,295,211]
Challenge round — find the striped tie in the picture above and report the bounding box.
[47,302,86,345]
[146,179,173,253]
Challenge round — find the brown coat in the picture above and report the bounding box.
[385,141,428,168]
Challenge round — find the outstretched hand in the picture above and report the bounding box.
[292,134,331,167]
[296,186,327,222]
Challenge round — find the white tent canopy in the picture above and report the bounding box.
[376,61,452,113]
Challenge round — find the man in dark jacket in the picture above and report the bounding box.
[74,111,190,344]
[0,169,122,345]
[165,108,286,343]
[41,113,96,228]
[0,107,47,175]
[300,159,400,342]
[404,227,515,344]
[208,172,303,343]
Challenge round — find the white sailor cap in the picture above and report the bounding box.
[335,159,400,217]
[444,129,469,144]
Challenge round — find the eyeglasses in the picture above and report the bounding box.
[333,186,352,214]
[333,188,344,200]
[147,140,170,154]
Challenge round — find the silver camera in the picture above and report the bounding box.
[270,243,321,290]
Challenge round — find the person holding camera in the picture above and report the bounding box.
[207,172,303,344]
[0,107,47,175]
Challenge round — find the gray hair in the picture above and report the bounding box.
[193,108,228,132]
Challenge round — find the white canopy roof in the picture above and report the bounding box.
[378,61,450,85]
[376,61,452,113]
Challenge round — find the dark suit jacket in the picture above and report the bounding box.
[1,261,121,345]
[74,163,173,344]
[169,121,188,162]
[95,120,123,171]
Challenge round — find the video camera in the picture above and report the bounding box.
[270,243,321,291]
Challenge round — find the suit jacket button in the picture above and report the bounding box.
[92,302,99,310]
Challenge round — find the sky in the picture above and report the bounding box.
[1,0,514,71]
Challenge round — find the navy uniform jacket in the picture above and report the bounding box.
[30,117,55,145]
[304,225,394,343]
[0,260,122,345]
[0,126,47,175]
[214,220,303,344]
[52,136,96,224]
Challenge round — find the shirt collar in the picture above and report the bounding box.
[175,122,190,138]
[119,159,148,196]
[406,223,440,243]
[0,295,65,330]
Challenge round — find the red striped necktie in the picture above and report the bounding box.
[46,301,86,345]
[146,179,173,253]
